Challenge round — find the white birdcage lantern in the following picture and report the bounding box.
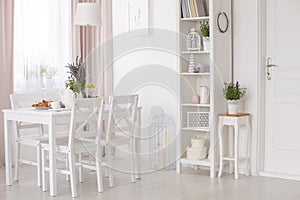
[186,27,201,51]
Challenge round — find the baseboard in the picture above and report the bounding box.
[259,171,300,181]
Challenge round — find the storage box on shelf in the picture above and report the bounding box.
[176,0,232,178]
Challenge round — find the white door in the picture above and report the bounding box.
[264,0,300,175]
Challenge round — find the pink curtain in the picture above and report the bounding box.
[71,0,113,99]
[0,0,14,167]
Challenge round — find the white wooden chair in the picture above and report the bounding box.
[41,98,105,197]
[10,93,46,187]
[105,95,139,186]
[10,91,67,187]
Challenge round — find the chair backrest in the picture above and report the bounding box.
[10,93,46,137]
[68,98,104,150]
[10,93,44,109]
[44,89,65,102]
[10,90,64,109]
[106,95,139,142]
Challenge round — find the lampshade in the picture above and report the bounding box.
[74,3,101,26]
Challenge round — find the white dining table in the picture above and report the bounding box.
[3,106,141,197]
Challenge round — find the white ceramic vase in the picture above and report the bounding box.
[60,89,75,108]
[227,100,239,114]
[203,37,210,52]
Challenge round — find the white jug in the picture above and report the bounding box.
[200,86,210,104]
[59,89,74,108]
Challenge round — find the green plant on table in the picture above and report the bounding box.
[65,56,87,97]
[85,83,96,89]
[223,81,246,100]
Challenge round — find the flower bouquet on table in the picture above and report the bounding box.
[65,56,87,98]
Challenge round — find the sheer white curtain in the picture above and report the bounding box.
[14,0,72,92]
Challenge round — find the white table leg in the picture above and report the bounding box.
[234,123,239,180]
[228,126,234,174]
[218,117,223,178]
[4,117,13,185]
[246,118,251,176]
[48,118,57,196]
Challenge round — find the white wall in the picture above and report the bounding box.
[112,0,179,166]
[232,0,262,174]
[112,0,179,123]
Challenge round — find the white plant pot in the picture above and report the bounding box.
[227,100,239,114]
[203,37,210,51]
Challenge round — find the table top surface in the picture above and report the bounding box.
[3,106,142,116]
[218,113,250,117]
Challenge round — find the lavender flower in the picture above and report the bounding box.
[65,56,87,97]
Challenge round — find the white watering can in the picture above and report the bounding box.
[59,89,75,108]
[200,86,210,104]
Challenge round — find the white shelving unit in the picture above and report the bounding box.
[181,51,210,54]
[176,0,232,178]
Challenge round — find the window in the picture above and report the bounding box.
[14,0,71,92]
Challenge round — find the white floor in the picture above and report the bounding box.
[1,165,300,200]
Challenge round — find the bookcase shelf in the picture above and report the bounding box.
[181,127,210,132]
[176,0,232,178]
[181,72,210,76]
[181,51,210,54]
[180,158,211,167]
[181,16,210,22]
[181,103,211,107]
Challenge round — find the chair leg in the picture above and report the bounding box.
[96,147,104,193]
[41,148,47,192]
[105,167,109,178]
[65,156,70,182]
[78,153,83,183]
[37,145,42,187]
[68,152,78,198]
[14,142,20,182]
[107,144,114,188]
[130,139,136,183]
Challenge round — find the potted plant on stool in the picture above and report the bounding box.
[223,81,247,114]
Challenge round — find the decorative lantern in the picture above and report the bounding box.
[186,27,201,51]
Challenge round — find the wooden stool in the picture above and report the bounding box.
[217,113,251,179]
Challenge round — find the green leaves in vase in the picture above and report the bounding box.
[65,56,87,97]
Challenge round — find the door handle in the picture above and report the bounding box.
[266,57,278,80]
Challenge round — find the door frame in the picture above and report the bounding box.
[257,0,267,174]
[257,0,300,180]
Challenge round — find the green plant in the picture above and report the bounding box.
[223,81,246,100]
[85,83,96,89]
[40,66,57,78]
[65,56,87,97]
[200,22,209,37]
[65,78,81,93]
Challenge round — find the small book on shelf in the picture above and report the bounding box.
[193,0,199,17]
[189,0,197,18]
[181,0,187,18]
[186,0,192,18]
[196,0,206,17]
